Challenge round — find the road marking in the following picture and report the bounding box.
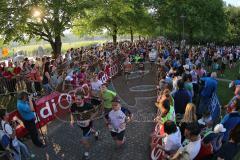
[129,85,157,92]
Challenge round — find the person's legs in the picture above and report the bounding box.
[13,144,21,160]
[18,140,31,159]
[80,127,92,159]
[115,130,126,146]
[23,120,43,147]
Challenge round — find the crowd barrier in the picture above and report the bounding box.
[7,62,120,138]
[150,123,165,160]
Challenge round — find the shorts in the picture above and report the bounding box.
[110,130,125,141]
[230,60,233,64]
[79,121,92,138]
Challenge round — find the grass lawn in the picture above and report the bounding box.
[13,40,105,56]
[217,81,234,106]
[219,62,240,80]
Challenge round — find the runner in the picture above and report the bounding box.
[100,84,117,117]
[123,57,132,81]
[138,54,145,78]
[105,97,132,147]
[70,91,100,160]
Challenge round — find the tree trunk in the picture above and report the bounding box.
[50,36,62,58]
[112,31,117,46]
[139,35,141,41]
[130,27,133,42]
[112,24,118,46]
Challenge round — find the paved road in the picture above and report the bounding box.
[25,64,157,160]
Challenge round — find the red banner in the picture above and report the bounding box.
[8,63,120,138]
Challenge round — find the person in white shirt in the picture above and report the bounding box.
[171,122,201,160]
[106,97,132,147]
[162,120,182,154]
[90,73,103,97]
[0,108,35,160]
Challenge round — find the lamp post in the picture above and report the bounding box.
[180,15,186,41]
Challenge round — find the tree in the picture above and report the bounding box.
[73,0,133,45]
[119,0,155,42]
[0,0,94,57]
[150,0,228,44]
[225,6,240,44]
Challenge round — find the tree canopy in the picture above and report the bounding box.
[0,0,95,57]
[0,0,240,57]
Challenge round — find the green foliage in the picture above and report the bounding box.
[0,0,95,57]
[150,0,228,44]
[73,0,154,42]
[225,6,240,44]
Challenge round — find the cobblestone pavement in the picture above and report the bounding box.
[25,64,157,160]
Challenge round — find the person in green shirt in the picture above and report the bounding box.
[160,99,176,124]
[100,84,117,114]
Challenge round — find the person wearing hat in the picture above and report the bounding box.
[216,124,240,160]
[105,97,132,147]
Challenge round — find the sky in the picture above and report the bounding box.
[224,0,240,6]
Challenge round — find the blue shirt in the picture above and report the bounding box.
[17,100,35,121]
[172,89,192,114]
[221,112,240,142]
[200,77,218,98]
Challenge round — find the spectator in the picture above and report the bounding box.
[179,103,197,142]
[216,124,240,160]
[195,134,214,160]
[172,80,191,115]
[42,62,53,94]
[17,91,45,148]
[172,122,201,160]
[30,64,42,93]
[198,72,218,117]
[0,108,35,160]
[162,120,182,154]
[221,98,240,142]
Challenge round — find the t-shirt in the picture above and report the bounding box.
[107,107,131,133]
[91,80,103,92]
[163,127,182,152]
[102,90,117,109]
[180,137,201,160]
[195,143,213,160]
[70,102,94,127]
[161,106,176,123]
[17,100,35,121]
[216,142,240,160]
